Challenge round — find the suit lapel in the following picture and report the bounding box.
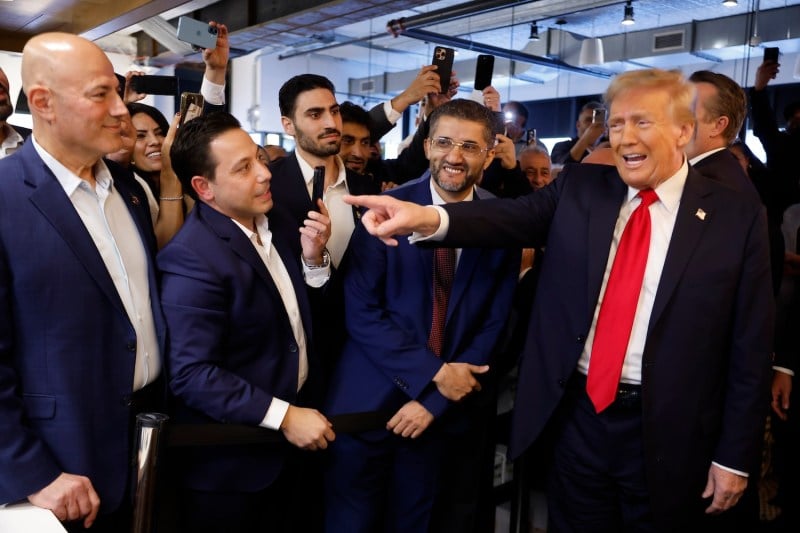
[648,171,713,329]
[23,147,128,317]
[586,168,628,324]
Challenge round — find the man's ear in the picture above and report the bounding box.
[191,175,213,202]
[27,85,54,121]
[712,115,730,138]
[281,116,295,136]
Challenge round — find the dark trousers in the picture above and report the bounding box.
[547,376,656,533]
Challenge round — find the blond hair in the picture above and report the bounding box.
[604,69,696,128]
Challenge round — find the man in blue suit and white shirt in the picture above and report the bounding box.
[344,69,774,531]
[324,99,519,532]
[161,111,335,532]
[0,33,165,532]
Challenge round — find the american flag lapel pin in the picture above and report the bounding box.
[695,208,706,221]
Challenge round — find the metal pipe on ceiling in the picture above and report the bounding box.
[400,27,611,79]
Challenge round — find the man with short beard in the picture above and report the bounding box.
[0,67,30,159]
[270,74,380,268]
[324,99,519,533]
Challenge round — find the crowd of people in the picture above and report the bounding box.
[0,18,798,533]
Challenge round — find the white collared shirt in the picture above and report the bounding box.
[0,124,24,159]
[296,152,352,268]
[688,147,727,166]
[31,136,161,391]
[232,214,329,430]
[577,161,688,384]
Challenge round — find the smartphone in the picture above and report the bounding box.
[129,75,177,96]
[311,166,325,211]
[179,92,204,125]
[177,16,218,50]
[526,129,537,145]
[764,47,780,63]
[491,111,505,135]
[431,46,455,94]
[474,54,495,91]
[592,108,607,125]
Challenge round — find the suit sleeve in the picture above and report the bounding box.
[0,218,61,502]
[369,102,395,140]
[714,205,775,473]
[159,241,275,426]
[343,222,445,406]
[377,119,431,185]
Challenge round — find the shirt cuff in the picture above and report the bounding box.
[712,461,748,478]
[409,205,449,244]
[201,77,226,106]
[383,100,401,125]
[773,365,795,376]
[302,261,331,288]
[260,398,290,430]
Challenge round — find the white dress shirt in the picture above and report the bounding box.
[231,214,329,430]
[0,124,24,159]
[32,136,161,391]
[296,153,352,268]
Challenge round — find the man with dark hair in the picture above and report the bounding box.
[0,66,30,159]
[686,70,760,202]
[550,100,606,165]
[161,111,335,532]
[338,101,374,175]
[324,99,519,532]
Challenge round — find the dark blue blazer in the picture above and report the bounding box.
[325,176,519,422]
[440,163,774,527]
[0,141,165,513]
[158,201,319,492]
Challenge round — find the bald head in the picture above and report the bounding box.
[21,33,127,175]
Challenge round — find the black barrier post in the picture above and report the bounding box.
[131,413,169,533]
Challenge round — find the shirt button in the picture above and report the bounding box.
[577,335,586,343]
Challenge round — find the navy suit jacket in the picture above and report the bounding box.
[158,201,320,492]
[692,148,761,202]
[0,141,165,512]
[440,163,774,527]
[325,176,519,424]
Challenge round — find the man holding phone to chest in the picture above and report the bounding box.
[551,100,607,164]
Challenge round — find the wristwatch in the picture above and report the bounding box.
[302,248,331,269]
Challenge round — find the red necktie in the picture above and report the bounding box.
[427,247,455,357]
[587,189,659,413]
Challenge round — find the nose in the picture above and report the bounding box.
[351,142,368,160]
[259,162,272,183]
[110,91,128,118]
[146,130,161,146]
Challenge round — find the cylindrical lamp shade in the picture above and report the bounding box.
[579,38,605,66]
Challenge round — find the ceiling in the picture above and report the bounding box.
[1,0,799,99]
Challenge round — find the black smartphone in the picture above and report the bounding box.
[179,92,204,125]
[177,16,218,50]
[764,47,780,63]
[474,54,495,91]
[491,111,505,135]
[311,166,325,211]
[431,46,455,94]
[130,75,178,96]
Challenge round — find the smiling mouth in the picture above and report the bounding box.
[146,151,161,159]
[622,154,646,165]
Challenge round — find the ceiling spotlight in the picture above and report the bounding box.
[722,0,738,5]
[621,1,635,26]
[529,21,540,41]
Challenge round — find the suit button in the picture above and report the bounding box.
[126,341,136,352]
[288,344,298,353]
[558,379,566,387]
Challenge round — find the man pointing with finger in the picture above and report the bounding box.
[324,99,519,533]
